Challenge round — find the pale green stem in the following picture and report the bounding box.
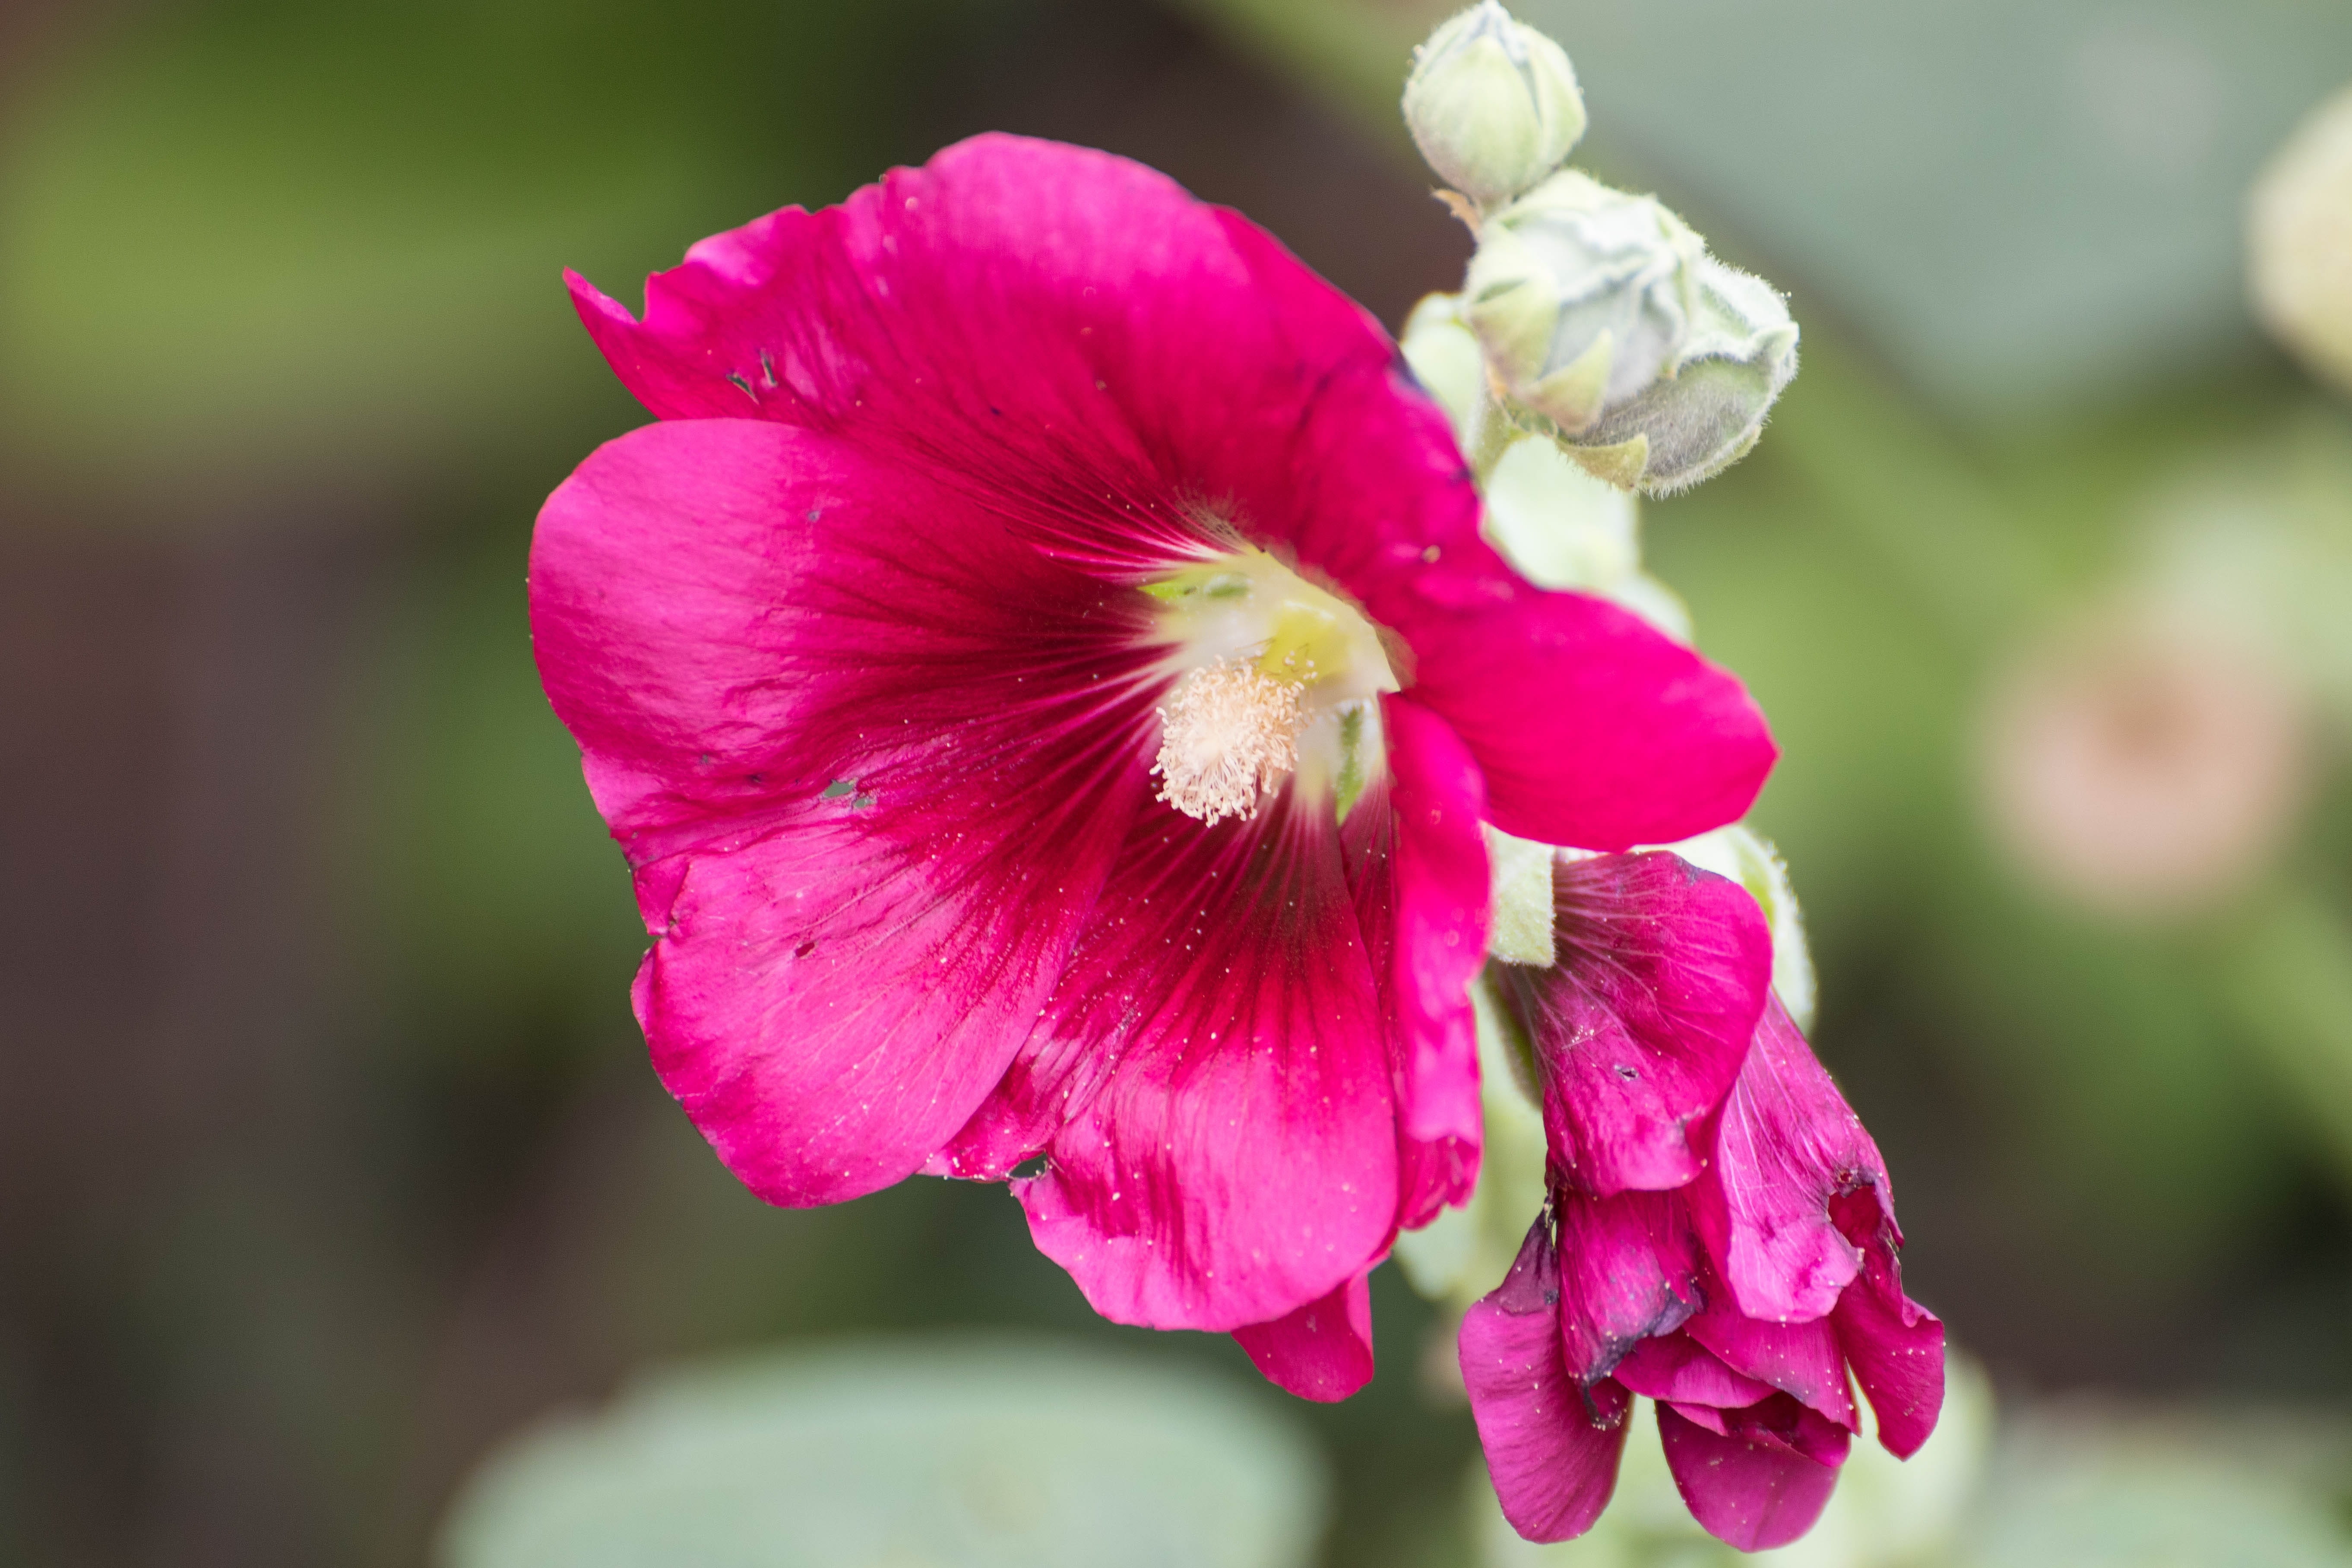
[1465,383,1523,488]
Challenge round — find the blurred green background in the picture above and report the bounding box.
[3,1,2350,1565]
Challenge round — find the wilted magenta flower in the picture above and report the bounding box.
[1460,854,1941,1548]
[528,135,1775,1389]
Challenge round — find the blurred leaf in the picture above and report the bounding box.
[2137,407,2352,718]
[1962,1404,2352,1567]
[437,1337,1329,1568]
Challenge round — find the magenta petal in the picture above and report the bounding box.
[1344,696,1491,1228]
[1686,1296,1858,1432]
[1692,998,1887,1322]
[1833,1220,1945,1458]
[1553,1190,1703,1385]
[1692,1392,1853,1469]
[1657,1399,1846,1552]
[569,135,1478,598]
[1009,796,1397,1331]
[1233,1273,1375,1403]
[1499,853,1772,1196]
[1611,1334,1776,1410]
[1398,589,1777,852]
[531,421,1152,1204]
[529,418,1161,846]
[1460,1226,1632,1543]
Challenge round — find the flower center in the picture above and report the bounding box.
[1143,546,1399,825]
[1152,659,1309,825]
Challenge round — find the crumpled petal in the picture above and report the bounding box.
[1692,997,1889,1322]
[1656,1397,1847,1551]
[1008,792,1398,1331]
[1832,1189,1945,1457]
[1551,1190,1702,1386]
[1685,1294,1858,1432]
[1498,852,1771,1195]
[1232,1272,1375,1403]
[1611,1334,1775,1410]
[1460,1224,1632,1543]
[1343,695,1491,1228]
[532,419,1153,1204]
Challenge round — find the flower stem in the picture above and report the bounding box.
[1465,383,1521,487]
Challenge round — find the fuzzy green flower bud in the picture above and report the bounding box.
[1573,257,1800,496]
[1464,171,1797,495]
[1462,170,1704,437]
[1402,1,1587,209]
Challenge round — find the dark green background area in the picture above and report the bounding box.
[3,2,2348,1564]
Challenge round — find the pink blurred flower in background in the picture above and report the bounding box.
[529,135,1775,1393]
[1459,852,1941,1548]
[1982,605,2311,919]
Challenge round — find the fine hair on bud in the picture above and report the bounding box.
[1575,259,1799,496]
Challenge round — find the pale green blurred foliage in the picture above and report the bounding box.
[2140,416,2352,721]
[0,11,682,488]
[0,0,898,500]
[440,1338,1329,1568]
[1965,1406,2352,1568]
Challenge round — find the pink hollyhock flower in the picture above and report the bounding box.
[1459,852,1941,1548]
[528,134,1776,1393]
